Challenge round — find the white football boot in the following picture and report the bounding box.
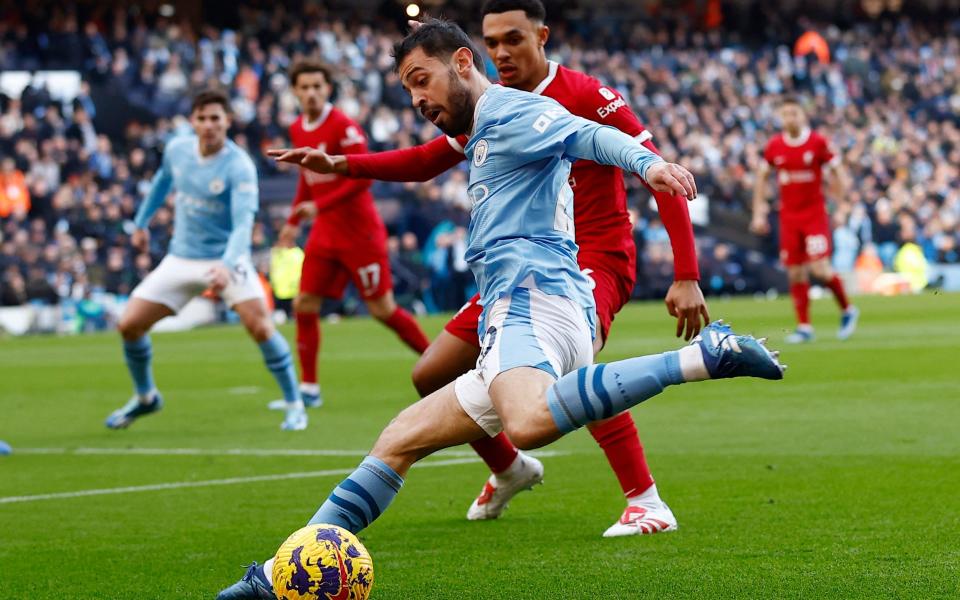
[466,452,544,521]
[602,502,678,537]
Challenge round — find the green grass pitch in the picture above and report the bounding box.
[1,293,958,599]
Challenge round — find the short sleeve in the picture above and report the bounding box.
[819,134,837,166]
[763,139,776,166]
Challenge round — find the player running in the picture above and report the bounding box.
[105,89,306,432]
[267,0,709,537]
[217,20,783,599]
[267,60,430,411]
[751,96,859,343]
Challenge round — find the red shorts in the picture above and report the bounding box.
[445,252,634,348]
[300,241,393,300]
[780,213,832,266]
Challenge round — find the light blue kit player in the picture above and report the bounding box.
[218,21,785,598]
[106,89,306,432]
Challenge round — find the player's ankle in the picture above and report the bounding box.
[496,451,527,481]
[678,345,709,382]
[627,483,662,508]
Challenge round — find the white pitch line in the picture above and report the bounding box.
[12,447,569,459]
[0,457,481,505]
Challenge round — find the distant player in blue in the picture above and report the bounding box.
[218,22,784,598]
[106,89,306,432]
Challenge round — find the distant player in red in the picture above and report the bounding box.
[751,97,859,343]
[272,1,709,538]
[273,61,430,408]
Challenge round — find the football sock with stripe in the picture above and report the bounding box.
[308,456,404,533]
[123,335,156,400]
[258,332,301,405]
[547,348,699,433]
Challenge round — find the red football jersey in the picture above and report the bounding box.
[763,128,837,222]
[347,62,700,281]
[288,104,385,248]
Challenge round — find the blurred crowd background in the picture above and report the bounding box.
[1,1,959,332]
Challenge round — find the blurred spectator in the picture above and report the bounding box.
[0,3,957,321]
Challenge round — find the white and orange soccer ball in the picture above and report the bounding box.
[272,524,374,600]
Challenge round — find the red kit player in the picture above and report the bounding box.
[751,97,859,343]
[271,1,709,538]
[272,61,430,409]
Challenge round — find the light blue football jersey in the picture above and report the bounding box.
[135,134,259,267]
[464,84,664,336]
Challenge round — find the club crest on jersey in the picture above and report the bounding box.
[208,178,226,194]
[473,139,490,167]
[803,151,814,165]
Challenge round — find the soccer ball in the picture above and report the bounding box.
[272,524,374,600]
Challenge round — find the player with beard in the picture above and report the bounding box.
[265,0,708,538]
[217,19,783,600]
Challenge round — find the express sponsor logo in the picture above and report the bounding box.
[597,97,626,119]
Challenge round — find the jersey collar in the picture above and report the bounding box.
[470,85,499,137]
[194,138,229,164]
[301,103,333,132]
[783,127,811,147]
[530,61,559,96]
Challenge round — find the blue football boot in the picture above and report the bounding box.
[268,384,322,410]
[837,306,860,340]
[216,562,275,600]
[785,326,815,344]
[694,320,785,380]
[105,392,163,429]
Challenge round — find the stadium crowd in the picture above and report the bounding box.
[1,4,958,324]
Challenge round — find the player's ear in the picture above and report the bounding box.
[538,25,550,47]
[454,47,474,75]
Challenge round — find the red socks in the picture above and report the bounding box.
[472,413,655,498]
[589,412,655,498]
[790,282,811,326]
[471,432,519,474]
[384,308,430,354]
[295,312,319,384]
[297,307,427,386]
[825,275,851,310]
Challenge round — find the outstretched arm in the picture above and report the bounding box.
[561,116,697,199]
[348,136,466,182]
[268,136,465,183]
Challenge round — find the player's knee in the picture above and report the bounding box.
[367,297,396,321]
[246,318,275,343]
[370,417,423,471]
[500,423,542,451]
[117,316,147,341]
[294,294,321,315]
[810,261,833,281]
[786,268,808,284]
[411,357,442,397]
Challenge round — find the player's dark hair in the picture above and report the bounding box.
[190,88,231,114]
[480,0,547,21]
[289,60,334,87]
[392,18,484,72]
